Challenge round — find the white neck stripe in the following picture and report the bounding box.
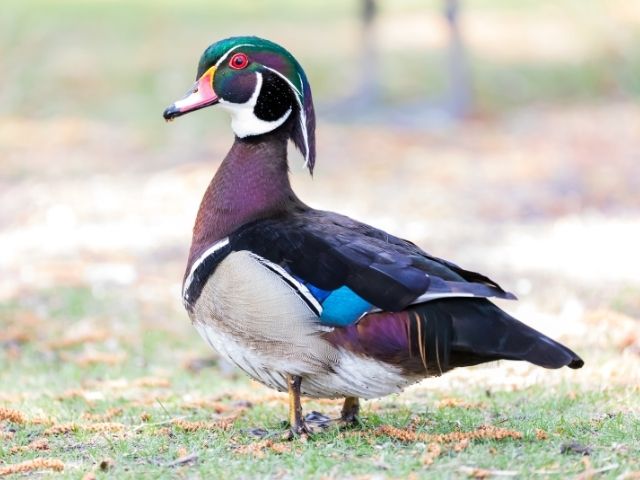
[183,237,230,302]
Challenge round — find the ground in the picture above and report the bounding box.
[1,0,640,478]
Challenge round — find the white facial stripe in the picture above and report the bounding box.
[214,43,257,68]
[183,237,230,302]
[219,72,292,138]
[297,72,310,167]
[263,66,310,166]
[263,66,302,96]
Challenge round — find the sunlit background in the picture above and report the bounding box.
[0,0,639,475]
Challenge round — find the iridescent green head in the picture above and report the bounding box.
[163,36,316,172]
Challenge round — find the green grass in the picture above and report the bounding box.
[1,287,639,479]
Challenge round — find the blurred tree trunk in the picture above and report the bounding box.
[357,0,380,105]
[329,0,472,122]
[444,0,472,118]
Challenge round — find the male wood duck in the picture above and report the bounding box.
[163,36,583,437]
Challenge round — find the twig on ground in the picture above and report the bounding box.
[133,415,188,432]
[163,452,198,468]
[574,463,619,479]
[156,398,171,416]
[458,466,518,477]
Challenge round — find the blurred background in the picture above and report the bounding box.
[1,0,639,405]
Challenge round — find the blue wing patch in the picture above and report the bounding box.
[292,274,372,326]
[319,285,373,326]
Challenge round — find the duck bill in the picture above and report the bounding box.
[163,66,218,120]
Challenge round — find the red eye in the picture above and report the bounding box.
[229,53,249,70]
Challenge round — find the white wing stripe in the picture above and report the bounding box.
[248,252,323,316]
[368,292,476,314]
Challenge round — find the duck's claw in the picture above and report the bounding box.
[339,396,361,428]
[303,407,361,432]
[283,418,314,440]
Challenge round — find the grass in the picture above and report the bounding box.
[1,287,639,479]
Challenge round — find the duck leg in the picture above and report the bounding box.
[340,397,361,426]
[285,374,312,439]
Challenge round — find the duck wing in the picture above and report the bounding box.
[227,209,515,313]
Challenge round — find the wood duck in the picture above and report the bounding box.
[163,36,583,437]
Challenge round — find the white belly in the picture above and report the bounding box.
[194,322,289,392]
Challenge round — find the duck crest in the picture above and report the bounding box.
[185,125,302,280]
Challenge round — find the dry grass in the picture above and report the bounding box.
[0,408,26,425]
[81,407,123,422]
[9,438,50,454]
[436,398,485,409]
[43,422,126,436]
[170,417,236,432]
[374,424,523,445]
[0,458,65,476]
[234,440,293,457]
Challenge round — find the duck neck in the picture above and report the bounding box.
[187,127,300,268]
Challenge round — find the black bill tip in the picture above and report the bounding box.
[163,104,183,121]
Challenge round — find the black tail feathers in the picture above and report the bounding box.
[409,298,584,373]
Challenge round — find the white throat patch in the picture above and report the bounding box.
[219,72,292,138]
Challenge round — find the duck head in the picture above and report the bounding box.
[163,36,316,172]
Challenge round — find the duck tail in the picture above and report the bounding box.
[408,298,584,372]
